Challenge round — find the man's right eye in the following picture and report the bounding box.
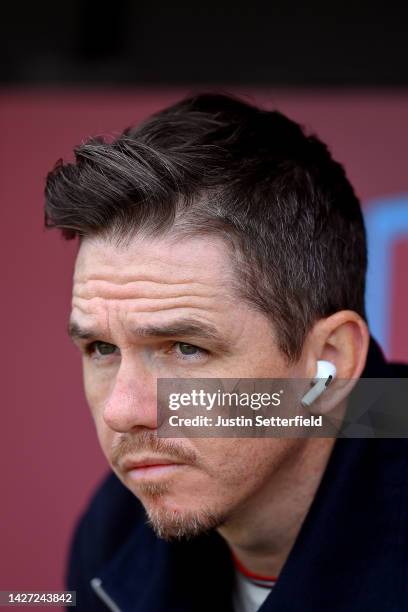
[85,341,119,357]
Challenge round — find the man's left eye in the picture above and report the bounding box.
[173,342,207,360]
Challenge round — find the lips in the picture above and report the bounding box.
[122,457,183,471]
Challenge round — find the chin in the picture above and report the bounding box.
[144,500,228,541]
[130,483,227,541]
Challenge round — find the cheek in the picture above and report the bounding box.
[82,363,114,450]
[83,361,112,412]
[197,439,282,487]
[162,440,280,513]
[91,414,115,462]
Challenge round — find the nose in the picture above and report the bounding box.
[102,360,157,433]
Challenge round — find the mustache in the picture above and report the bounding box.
[110,430,198,470]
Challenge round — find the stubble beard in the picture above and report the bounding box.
[137,480,228,541]
[110,431,229,540]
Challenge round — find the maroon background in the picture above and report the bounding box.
[1,90,407,591]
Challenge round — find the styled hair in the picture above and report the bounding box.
[44,92,367,362]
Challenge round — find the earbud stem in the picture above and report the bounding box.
[301,378,327,407]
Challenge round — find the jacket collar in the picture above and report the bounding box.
[93,337,408,611]
[94,514,235,612]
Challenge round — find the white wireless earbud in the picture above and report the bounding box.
[301,360,337,408]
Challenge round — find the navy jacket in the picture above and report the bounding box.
[67,338,408,611]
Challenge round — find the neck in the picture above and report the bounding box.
[216,437,336,577]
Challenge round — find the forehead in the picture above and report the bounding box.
[73,232,237,292]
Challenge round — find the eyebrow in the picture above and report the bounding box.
[67,317,232,354]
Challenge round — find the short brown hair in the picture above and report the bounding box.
[44,93,367,362]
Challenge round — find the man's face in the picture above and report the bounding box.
[70,233,304,539]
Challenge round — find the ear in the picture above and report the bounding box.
[302,310,370,415]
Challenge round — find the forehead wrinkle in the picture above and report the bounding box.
[75,232,239,293]
[71,294,222,314]
[72,278,222,301]
[69,292,226,335]
[72,273,201,285]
